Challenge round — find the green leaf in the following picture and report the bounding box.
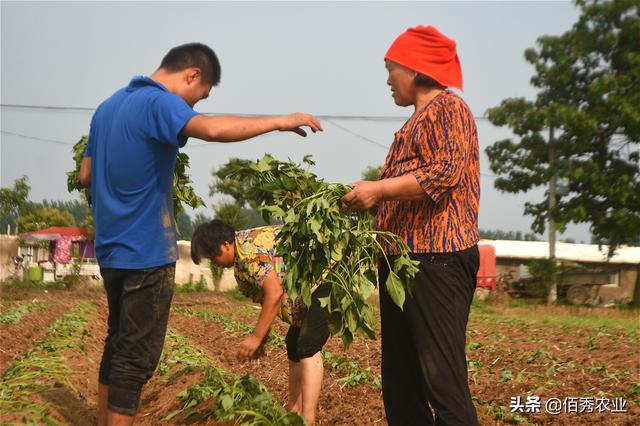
[308,218,323,242]
[220,393,233,411]
[165,409,184,420]
[317,296,331,309]
[254,155,274,172]
[284,209,299,224]
[385,271,405,309]
[301,284,312,309]
[302,154,316,166]
[328,311,343,334]
[358,276,374,300]
[260,205,286,218]
[345,308,357,332]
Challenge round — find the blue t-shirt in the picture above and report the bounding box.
[85,76,199,269]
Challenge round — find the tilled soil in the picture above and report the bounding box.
[0,291,86,373]
[1,289,638,425]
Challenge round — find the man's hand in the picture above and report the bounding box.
[277,112,323,137]
[341,181,382,211]
[237,334,263,361]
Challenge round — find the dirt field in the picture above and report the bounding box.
[1,286,638,425]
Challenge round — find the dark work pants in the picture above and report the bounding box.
[285,282,331,362]
[98,263,175,416]
[379,246,479,426]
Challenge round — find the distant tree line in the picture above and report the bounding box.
[0,177,89,233]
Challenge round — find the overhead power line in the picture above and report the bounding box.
[0,129,500,177]
[2,129,500,179]
[324,118,390,150]
[1,103,96,113]
[0,130,74,146]
[181,117,393,150]
[0,103,489,121]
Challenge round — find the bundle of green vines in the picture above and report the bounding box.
[224,154,419,346]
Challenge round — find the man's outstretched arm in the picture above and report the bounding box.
[182,112,323,142]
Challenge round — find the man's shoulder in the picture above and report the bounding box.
[94,84,187,126]
[99,81,177,108]
[94,87,127,115]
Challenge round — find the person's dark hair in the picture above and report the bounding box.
[414,72,445,89]
[190,219,235,264]
[160,42,221,86]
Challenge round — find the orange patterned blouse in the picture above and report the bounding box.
[376,90,480,254]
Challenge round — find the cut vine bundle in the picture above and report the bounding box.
[223,154,420,347]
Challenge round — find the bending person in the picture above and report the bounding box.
[191,220,329,425]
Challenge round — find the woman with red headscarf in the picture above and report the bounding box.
[342,26,480,425]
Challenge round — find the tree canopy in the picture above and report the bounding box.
[16,207,76,233]
[361,165,382,181]
[485,0,640,253]
[209,159,273,229]
[0,177,31,232]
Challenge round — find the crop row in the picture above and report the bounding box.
[159,329,304,425]
[172,306,380,388]
[0,302,94,424]
[0,300,47,324]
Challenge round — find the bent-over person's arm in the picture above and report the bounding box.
[237,270,284,360]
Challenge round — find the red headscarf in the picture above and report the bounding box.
[385,25,463,90]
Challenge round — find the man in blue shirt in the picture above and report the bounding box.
[79,42,322,425]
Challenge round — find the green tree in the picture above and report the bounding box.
[193,212,211,229]
[0,177,31,232]
[209,159,255,208]
[16,207,76,232]
[38,199,93,235]
[361,165,382,181]
[485,0,640,254]
[39,199,88,225]
[214,202,249,230]
[244,208,271,228]
[209,159,271,228]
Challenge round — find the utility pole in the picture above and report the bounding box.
[547,126,557,304]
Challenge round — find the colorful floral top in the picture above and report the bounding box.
[234,225,306,326]
[376,90,480,254]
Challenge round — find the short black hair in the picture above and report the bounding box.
[159,43,221,86]
[414,73,445,89]
[190,219,236,264]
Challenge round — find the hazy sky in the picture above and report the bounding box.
[1,1,593,241]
